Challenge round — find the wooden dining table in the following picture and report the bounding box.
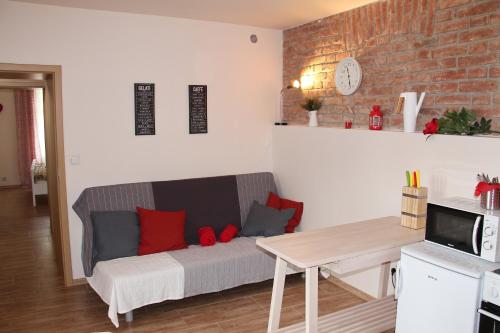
[256,216,425,333]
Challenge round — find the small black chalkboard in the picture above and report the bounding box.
[134,83,155,135]
[189,85,207,134]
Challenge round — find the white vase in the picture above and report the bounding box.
[308,110,318,127]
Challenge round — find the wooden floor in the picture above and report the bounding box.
[0,187,395,333]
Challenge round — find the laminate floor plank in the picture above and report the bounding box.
[0,187,395,333]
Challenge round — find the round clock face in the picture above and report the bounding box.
[335,57,362,96]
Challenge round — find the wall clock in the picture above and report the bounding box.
[335,57,362,95]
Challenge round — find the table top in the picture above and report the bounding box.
[256,216,425,269]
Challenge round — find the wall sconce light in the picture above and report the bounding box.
[275,80,301,126]
[300,75,314,90]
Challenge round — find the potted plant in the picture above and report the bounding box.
[423,107,496,137]
[301,97,322,127]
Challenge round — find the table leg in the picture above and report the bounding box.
[268,257,288,333]
[305,266,318,333]
[378,261,391,298]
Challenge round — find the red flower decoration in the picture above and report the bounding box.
[423,118,439,135]
[475,182,500,196]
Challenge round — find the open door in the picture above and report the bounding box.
[0,63,73,286]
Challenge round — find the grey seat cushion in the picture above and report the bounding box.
[169,237,277,297]
[240,201,295,237]
[91,211,140,264]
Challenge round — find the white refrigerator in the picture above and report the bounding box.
[395,242,500,333]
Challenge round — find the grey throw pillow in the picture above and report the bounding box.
[91,211,140,266]
[241,201,295,237]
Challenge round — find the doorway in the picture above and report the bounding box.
[0,64,72,287]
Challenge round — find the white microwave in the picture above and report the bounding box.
[426,198,500,262]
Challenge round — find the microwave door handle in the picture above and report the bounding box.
[472,216,481,255]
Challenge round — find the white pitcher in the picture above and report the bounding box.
[401,92,426,133]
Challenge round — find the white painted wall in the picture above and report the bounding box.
[0,0,282,278]
[0,89,21,186]
[273,126,500,297]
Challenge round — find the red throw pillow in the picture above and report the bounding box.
[136,207,187,255]
[266,192,281,210]
[266,192,304,233]
[198,226,216,246]
[219,224,239,243]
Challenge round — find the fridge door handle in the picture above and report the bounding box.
[478,309,500,322]
[394,262,401,300]
[472,216,481,255]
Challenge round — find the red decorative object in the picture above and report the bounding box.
[198,226,216,246]
[423,118,439,135]
[0,104,3,112]
[474,182,500,196]
[266,192,304,233]
[369,105,383,130]
[136,207,187,255]
[344,120,352,129]
[219,224,238,243]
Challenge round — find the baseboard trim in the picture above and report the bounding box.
[327,276,374,301]
[71,278,87,286]
[0,185,26,190]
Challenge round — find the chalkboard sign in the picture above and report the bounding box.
[134,83,155,135]
[189,85,207,134]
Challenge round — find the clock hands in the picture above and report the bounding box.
[346,67,352,88]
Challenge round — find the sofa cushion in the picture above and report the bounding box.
[266,192,304,233]
[152,176,241,244]
[236,173,278,225]
[91,211,140,263]
[137,207,187,255]
[169,237,277,297]
[240,201,295,237]
[198,226,216,247]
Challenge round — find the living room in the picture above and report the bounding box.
[1,0,500,332]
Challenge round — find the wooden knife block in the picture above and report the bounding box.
[401,186,428,230]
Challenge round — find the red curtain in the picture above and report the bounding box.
[15,90,37,186]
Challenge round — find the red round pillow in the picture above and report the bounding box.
[198,226,216,246]
[219,224,239,243]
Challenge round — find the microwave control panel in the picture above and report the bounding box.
[482,215,500,262]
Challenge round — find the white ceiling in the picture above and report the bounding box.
[11,0,377,30]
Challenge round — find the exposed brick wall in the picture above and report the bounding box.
[283,0,500,130]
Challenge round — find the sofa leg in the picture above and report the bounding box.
[125,311,133,322]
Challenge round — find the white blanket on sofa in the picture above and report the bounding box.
[87,238,280,328]
[87,252,184,327]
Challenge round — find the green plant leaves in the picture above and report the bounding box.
[300,98,322,111]
[437,107,491,136]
